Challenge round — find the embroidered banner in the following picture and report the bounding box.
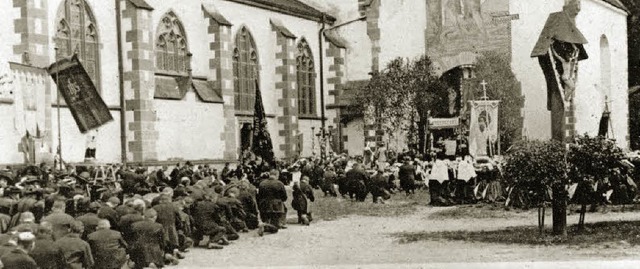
[48,55,113,133]
[469,100,500,157]
[252,79,275,165]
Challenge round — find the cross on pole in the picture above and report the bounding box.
[480,80,488,100]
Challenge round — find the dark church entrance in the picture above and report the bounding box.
[240,123,253,152]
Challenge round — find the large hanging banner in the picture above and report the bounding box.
[468,100,500,157]
[47,55,113,133]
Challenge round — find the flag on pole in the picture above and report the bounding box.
[47,55,113,133]
[252,79,275,166]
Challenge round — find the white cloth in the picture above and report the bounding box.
[429,160,449,183]
[456,160,477,182]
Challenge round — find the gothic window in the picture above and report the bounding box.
[54,0,100,90]
[233,26,259,113]
[297,39,315,116]
[156,12,188,74]
[600,35,611,100]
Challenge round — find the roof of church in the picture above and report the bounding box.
[602,0,629,13]
[225,0,336,23]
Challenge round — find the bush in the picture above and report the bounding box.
[503,140,567,206]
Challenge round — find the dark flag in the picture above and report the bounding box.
[252,79,275,166]
[47,55,113,133]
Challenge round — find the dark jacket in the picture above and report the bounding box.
[292,181,315,213]
[130,220,165,268]
[54,233,94,269]
[76,213,101,240]
[87,229,128,269]
[152,201,181,249]
[257,178,287,214]
[29,234,66,269]
[1,248,38,269]
[117,212,144,245]
[399,164,416,188]
[192,200,224,235]
[97,206,119,230]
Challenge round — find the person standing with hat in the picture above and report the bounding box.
[0,231,38,269]
[257,170,288,236]
[54,221,94,269]
[29,221,66,269]
[41,200,75,240]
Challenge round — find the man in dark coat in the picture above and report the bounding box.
[399,157,417,195]
[152,194,182,258]
[369,169,391,203]
[87,219,128,269]
[54,221,94,269]
[97,196,120,230]
[0,232,38,269]
[236,180,259,230]
[292,177,315,225]
[191,195,228,249]
[130,209,165,269]
[41,200,75,240]
[345,163,369,201]
[75,199,101,241]
[29,221,66,269]
[257,172,287,236]
[117,199,145,246]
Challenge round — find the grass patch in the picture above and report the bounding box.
[395,220,640,247]
[430,203,532,220]
[312,190,430,221]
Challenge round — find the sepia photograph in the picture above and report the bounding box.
[0,0,639,268]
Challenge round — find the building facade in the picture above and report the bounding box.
[0,0,630,165]
[0,0,348,165]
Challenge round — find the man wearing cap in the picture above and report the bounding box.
[97,196,120,230]
[130,209,166,269]
[29,221,66,269]
[54,221,94,269]
[0,231,38,269]
[76,199,101,241]
[42,200,75,240]
[88,219,128,269]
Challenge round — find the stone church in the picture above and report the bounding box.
[0,0,630,165]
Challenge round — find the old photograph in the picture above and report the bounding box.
[0,0,639,268]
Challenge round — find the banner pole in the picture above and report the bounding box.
[55,47,63,171]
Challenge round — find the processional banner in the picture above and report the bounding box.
[468,100,500,157]
[48,55,113,133]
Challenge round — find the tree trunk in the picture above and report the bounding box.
[538,206,544,235]
[418,119,426,155]
[552,183,568,236]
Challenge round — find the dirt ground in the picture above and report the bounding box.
[175,195,640,268]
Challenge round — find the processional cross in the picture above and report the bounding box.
[480,80,488,100]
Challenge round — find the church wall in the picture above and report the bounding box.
[573,0,629,148]
[511,0,629,148]
[298,119,323,157]
[154,93,225,161]
[50,108,122,163]
[344,118,365,156]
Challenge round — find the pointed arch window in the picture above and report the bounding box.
[233,26,259,113]
[600,35,611,100]
[297,39,316,116]
[156,12,189,74]
[54,0,100,91]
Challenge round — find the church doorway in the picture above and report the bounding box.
[240,122,253,153]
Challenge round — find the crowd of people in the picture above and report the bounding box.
[0,145,509,269]
[0,158,318,269]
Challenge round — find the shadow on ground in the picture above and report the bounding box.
[394,220,640,247]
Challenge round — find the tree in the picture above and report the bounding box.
[503,140,567,235]
[352,56,447,152]
[471,51,525,150]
